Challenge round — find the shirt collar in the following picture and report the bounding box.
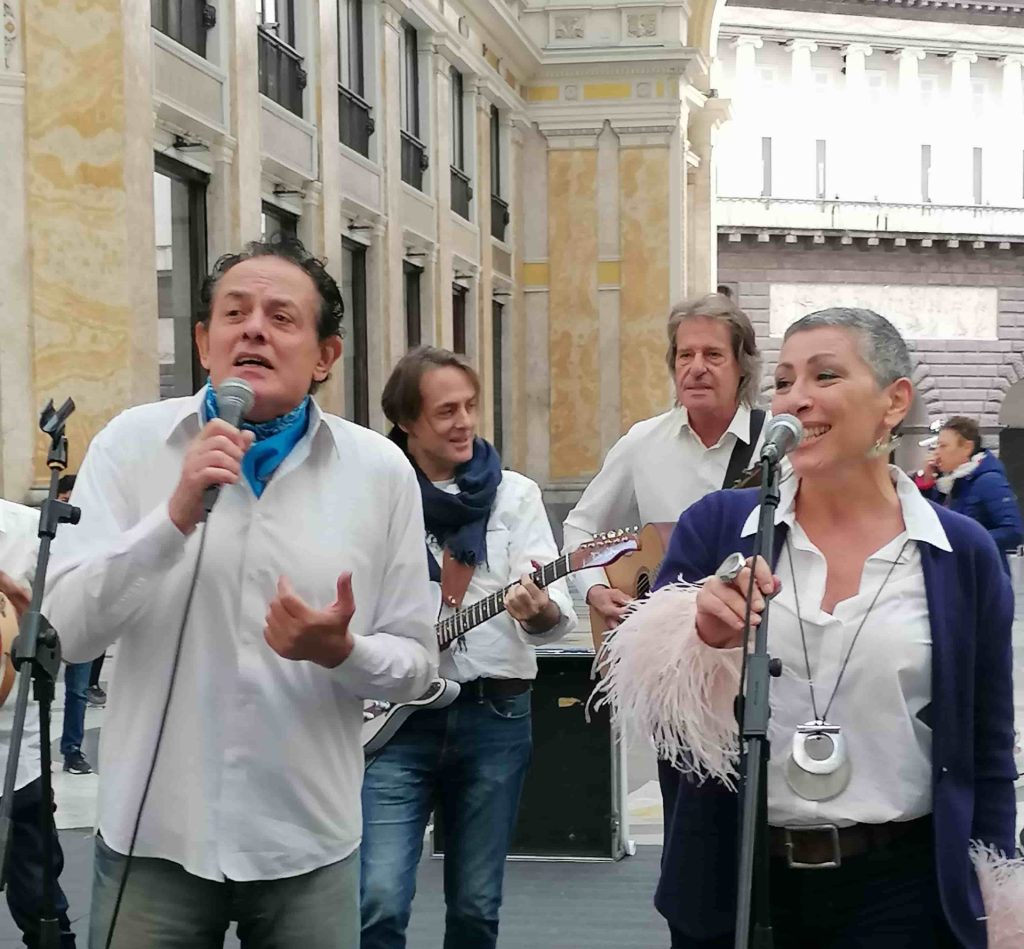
[677,403,752,445]
[740,465,952,552]
[165,389,339,457]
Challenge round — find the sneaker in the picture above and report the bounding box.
[85,685,106,707]
[63,750,92,775]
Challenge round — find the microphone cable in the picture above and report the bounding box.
[103,518,212,949]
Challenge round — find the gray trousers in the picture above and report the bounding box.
[88,836,359,949]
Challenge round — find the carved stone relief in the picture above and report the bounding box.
[3,1,18,72]
[553,14,585,41]
[626,12,657,39]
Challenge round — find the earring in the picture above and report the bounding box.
[868,432,902,458]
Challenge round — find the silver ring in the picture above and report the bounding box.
[715,552,746,584]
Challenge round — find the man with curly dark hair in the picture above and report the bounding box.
[45,237,438,948]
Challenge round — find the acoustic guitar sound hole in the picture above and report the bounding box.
[635,569,652,599]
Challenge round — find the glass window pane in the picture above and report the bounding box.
[154,170,196,400]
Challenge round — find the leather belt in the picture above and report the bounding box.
[458,677,531,701]
[768,816,931,869]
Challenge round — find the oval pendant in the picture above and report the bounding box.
[785,720,851,802]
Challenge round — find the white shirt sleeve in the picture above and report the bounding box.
[561,431,641,602]
[44,421,192,664]
[332,458,439,701]
[505,479,578,646]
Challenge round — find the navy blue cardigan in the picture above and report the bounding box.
[652,488,1017,947]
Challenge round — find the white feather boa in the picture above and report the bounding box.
[589,581,743,789]
[971,843,1024,947]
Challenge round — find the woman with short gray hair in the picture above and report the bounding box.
[597,307,1019,947]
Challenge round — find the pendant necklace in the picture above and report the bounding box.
[782,537,909,802]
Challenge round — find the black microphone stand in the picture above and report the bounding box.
[734,455,784,949]
[0,398,81,949]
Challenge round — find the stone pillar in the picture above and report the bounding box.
[474,84,495,441]
[686,99,729,298]
[729,35,763,196]
[430,46,452,346]
[540,126,602,480]
[999,56,1024,206]
[841,43,872,200]
[228,0,263,241]
[949,51,977,205]
[0,0,35,499]
[380,2,405,369]
[783,39,817,198]
[363,220,389,432]
[22,0,158,481]
[896,49,926,199]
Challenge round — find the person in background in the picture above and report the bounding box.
[55,475,92,774]
[914,415,1023,572]
[0,498,77,946]
[361,346,577,949]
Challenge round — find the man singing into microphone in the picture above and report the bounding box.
[45,237,438,948]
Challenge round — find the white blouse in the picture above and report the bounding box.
[739,467,951,826]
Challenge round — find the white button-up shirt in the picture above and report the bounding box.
[45,392,438,882]
[0,500,42,793]
[563,405,768,599]
[740,467,948,826]
[430,471,577,682]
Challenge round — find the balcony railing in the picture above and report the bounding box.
[339,85,375,158]
[152,0,215,58]
[491,194,510,241]
[717,196,1024,238]
[401,130,429,191]
[258,26,306,118]
[451,167,473,220]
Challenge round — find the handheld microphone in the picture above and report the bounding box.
[202,377,255,514]
[759,414,803,465]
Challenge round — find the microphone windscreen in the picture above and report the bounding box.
[215,378,255,428]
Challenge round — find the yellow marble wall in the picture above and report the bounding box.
[620,148,671,430]
[548,149,600,479]
[24,0,157,479]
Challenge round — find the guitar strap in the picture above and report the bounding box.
[440,549,476,609]
[722,408,767,489]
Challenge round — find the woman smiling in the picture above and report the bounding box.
[596,308,1019,949]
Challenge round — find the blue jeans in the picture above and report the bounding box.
[360,689,532,949]
[60,662,90,757]
[5,777,76,947]
[89,836,360,948]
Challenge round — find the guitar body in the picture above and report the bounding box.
[0,593,19,707]
[362,678,461,756]
[361,532,639,757]
[588,522,675,652]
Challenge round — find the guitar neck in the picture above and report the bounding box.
[435,554,572,650]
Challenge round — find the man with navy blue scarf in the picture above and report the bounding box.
[360,346,577,949]
[45,238,438,948]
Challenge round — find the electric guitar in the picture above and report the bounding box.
[362,532,639,756]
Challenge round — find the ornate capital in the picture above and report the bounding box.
[844,43,873,59]
[1002,54,1024,69]
[731,35,763,50]
[3,0,21,73]
[896,47,926,62]
[951,51,978,64]
[785,39,818,55]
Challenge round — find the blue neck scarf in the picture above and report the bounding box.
[202,385,311,498]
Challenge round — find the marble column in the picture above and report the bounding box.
[999,55,1024,206]
[475,84,495,441]
[784,39,818,198]
[730,35,763,196]
[432,49,453,347]
[0,0,35,499]
[897,49,926,200]
[949,51,977,205]
[380,2,406,368]
[23,0,158,482]
[228,0,263,241]
[840,43,872,200]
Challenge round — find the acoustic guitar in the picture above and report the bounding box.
[587,522,675,652]
[0,593,20,707]
[363,531,640,756]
